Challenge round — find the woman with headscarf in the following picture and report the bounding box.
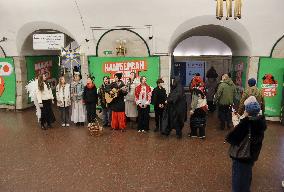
[166,76,187,139]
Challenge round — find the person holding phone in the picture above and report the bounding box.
[135,76,152,133]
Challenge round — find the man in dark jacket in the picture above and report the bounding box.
[226,101,266,192]
[108,73,128,131]
[83,76,98,125]
[214,74,236,130]
[166,76,187,139]
[98,76,111,127]
[152,78,167,132]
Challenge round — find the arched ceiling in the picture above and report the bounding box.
[171,24,250,56]
[173,36,232,56]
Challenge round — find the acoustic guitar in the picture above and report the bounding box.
[105,86,128,104]
[105,88,119,104]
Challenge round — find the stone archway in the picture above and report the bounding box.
[14,22,80,110]
[16,21,78,56]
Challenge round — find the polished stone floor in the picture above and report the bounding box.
[0,108,284,192]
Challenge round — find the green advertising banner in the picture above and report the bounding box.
[26,56,59,102]
[88,56,160,88]
[257,58,284,117]
[88,56,160,111]
[0,57,16,105]
[231,56,248,103]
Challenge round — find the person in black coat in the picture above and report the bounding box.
[83,76,98,125]
[151,78,167,132]
[226,101,266,192]
[166,76,187,139]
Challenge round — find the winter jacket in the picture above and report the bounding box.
[190,95,208,113]
[83,84,98,104]
[167,77,187,129]
[151,86,167,109]
[226,116,267,163]
[36,82,54,104]
[214,78,236,106]
[56,83,71,107]
[238,86,265,115]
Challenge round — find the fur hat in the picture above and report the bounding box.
[248,78,256,87]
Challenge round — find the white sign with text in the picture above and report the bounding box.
[33,34,65,50]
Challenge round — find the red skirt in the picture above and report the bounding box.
[111,112,126,129]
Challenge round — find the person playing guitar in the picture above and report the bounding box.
[107,73,128,131]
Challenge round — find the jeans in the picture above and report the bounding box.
[102,108,111,126]
[232,160,253,192]
[59,106,70,124]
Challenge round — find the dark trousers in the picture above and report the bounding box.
[207,101,216,112]
[154,107,164,131]
[190,117,206,137]
[59,106,70,124]
[41,99,55,127]
[137,105,150,131]
[102,108,111,126]
[86,102,97,123]
[232,160,253,192]
[218,105,232,129]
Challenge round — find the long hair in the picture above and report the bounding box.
[140,76,146,83]
[58,76,66,90]
[38,74,44,91]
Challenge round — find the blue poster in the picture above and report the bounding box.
[186,61,206,85]
[174,62,186,86]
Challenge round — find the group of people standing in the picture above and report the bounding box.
[35,67,268,191]
[34,71,187,138]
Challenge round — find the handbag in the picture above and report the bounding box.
[229,125,251,160]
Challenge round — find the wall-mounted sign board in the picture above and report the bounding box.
[33,33,65,50]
